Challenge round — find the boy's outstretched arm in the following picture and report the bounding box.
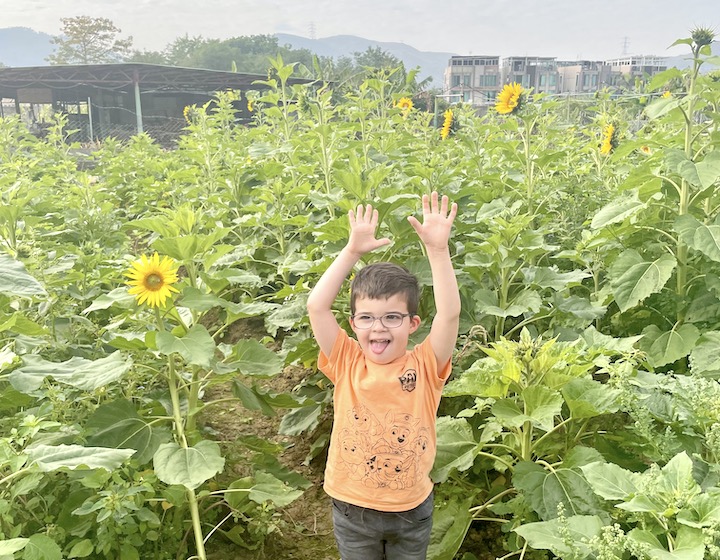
[307,204,390,357]
[407,192,460,369]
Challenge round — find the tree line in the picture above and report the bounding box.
[45,16,428,93]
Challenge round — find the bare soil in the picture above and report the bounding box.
[199,318,338,559]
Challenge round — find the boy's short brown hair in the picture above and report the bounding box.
[350,262,420,315]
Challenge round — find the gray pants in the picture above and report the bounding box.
[331,492,434,560]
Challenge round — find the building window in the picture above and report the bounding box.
[482,74,497,87]
[452,75,460,87]
[540,74,547,86]
[463,91,471,102]
[463,75,471,86]
[549,74,556,86]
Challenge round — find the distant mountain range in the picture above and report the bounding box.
[0,27,455,84]
[275,33,455,85]
[0,27,53,66]
[0,26,715,84]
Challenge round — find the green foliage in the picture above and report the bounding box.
[47,16,133,64]
[0,31,719,560]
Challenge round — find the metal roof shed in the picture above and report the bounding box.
[0,62,312,144]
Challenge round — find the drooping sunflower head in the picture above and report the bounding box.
[395,97,414,117]
[440,108,456,140]
[600,123,618,155]
[495,82,525,115]
[183,105,195,125]
[125,253,179,308]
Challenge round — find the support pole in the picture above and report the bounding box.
[133,70,143,134]
[87,97,94,142]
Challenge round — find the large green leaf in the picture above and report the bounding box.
[562,378,621,419]
[523,267,590,290]
[278,403,322,436]
[27,444,134,472]
[674,215,720,263]
[522,386,563,432]
[677,492,720,528]
[591,195,644,229]
[83,287,136,314]
[695,150,720,190]
[515,515,604,558]
[580,461,642,500]
[227,339,283,377]
[629,526,705,560]
[86,400,169,464]
[153,440,225,489]
[0,254,47,297]
[10,352,132,393]
[0,539,28,554]
[640,324,700,367]
[513,462,603,520]
[475,289,542,318]
[156,324,215,368]
[232,379,276,416]
[427,496,474,560]
[22,534,62,560]
[247,471,303,507]
[689,331,720,377]
[431,417,478,483]
[0,313,46,336]
[609,250,676,312]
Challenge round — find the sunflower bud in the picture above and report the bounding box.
[691,26,715,48]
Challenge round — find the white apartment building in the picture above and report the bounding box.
[443,55,501,106]
[605,55,668,80]
[444,53,669,106]
[500,56,559,94]
[556,60,615,93]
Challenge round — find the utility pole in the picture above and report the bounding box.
[621,37,630,55]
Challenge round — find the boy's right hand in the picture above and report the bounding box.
[347,204,391,256]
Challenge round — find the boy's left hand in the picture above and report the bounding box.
[407,192,457,251]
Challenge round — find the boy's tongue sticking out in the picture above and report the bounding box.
[370,339,390,354]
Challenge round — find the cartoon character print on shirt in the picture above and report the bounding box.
[337,429,371,481]
[335,406,427,490]
[398,368,417,392]
[347,404,382,436]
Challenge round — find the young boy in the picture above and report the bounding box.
[307,192,460,560]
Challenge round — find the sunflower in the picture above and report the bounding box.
[183,105,193,125]
[495,82,524,115]
[600,123,618,155]
[125,253,179,308]
[247,99,254,112]
[661,91,672,99]
[640,145,652,155]
[441,109,454,140]
[395,97,414,117]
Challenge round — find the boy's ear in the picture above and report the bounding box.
[409,315,421,333]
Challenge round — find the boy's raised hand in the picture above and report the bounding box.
[407,192,458,251]
[347,204,391,256]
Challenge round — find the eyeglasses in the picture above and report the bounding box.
[350,313,413,329]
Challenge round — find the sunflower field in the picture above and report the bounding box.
[1,31,720,560]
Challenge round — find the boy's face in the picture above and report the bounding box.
[350,294,421,365]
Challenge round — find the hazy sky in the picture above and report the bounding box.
[3,0,719,60]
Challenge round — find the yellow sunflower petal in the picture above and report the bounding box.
[124,252,179,308]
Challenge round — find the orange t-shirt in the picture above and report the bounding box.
[318,329,451,512]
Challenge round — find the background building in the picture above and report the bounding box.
[443,55,501,106]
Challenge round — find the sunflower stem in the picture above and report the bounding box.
[155,307,207,559]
